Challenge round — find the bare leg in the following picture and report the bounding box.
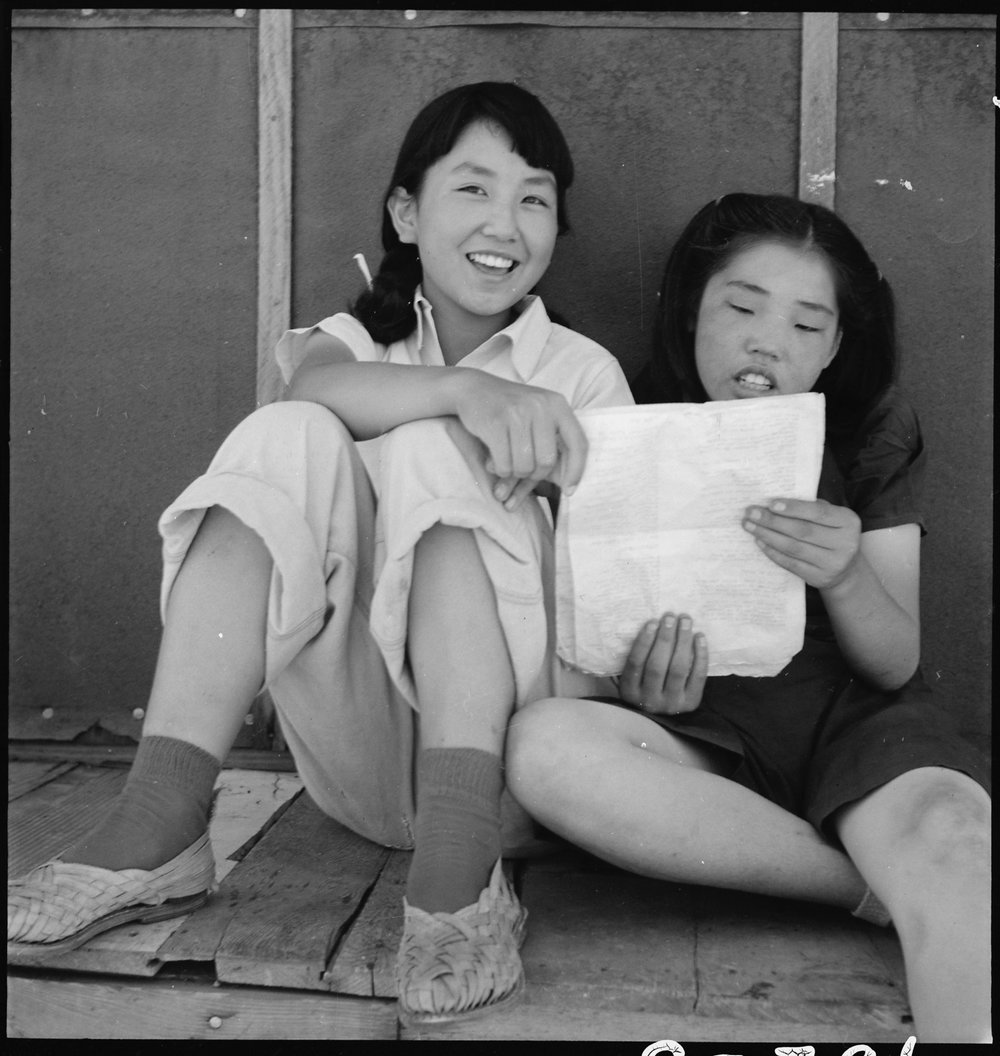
[396,521,527,1021]
[408,522,514,754]
[835,767,991,1042]
[49,506,272,872]
[143,505,271,760]
[405,522,515,911]
[507,697,867,908]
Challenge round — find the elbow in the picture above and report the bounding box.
[877,665,918,692]
[873,646,921,692]
[866,616,921,691]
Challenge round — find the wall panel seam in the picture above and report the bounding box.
[798,12,839,209]
[256,9,293,410]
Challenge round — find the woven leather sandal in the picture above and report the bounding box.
[395,857,528,1026]
[7,832,217,954]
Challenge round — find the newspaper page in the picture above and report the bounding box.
[555,393,825,678]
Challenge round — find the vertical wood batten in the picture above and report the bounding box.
[256,9,293,408]
[798,12,839,208]
[253,10,293,750]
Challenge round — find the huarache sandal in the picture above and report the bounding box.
[7,831,217,956]
[395,857,528,1026]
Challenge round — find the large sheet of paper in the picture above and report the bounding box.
[555,393,825,678]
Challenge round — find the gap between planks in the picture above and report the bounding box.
[8,761,912,1042]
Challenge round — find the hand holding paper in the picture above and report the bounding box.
[555,393,826,678]
[742,496,862,592]
[618,611,709,714]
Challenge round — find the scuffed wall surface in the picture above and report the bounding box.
[9,14,993,745]
[835,26,993,743]
[10,27,258,739]
[293,22,801,380]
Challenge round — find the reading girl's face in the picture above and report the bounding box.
[693,241,842,401]
[388,120,559,336]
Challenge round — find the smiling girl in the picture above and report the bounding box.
[508,193,990,1041]
[8,83,632,1025]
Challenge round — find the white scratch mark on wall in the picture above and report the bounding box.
[899,178,914,191]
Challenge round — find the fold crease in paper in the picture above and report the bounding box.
[555,394,825,678]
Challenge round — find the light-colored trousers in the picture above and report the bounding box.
[158,402,608,849]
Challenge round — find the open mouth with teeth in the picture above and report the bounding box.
[733,368,778,394]
[467,251,519,275]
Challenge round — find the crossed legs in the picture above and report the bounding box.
[507,698,991,1041]
[508,698,867,906]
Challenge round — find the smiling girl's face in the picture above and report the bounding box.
[693,240,842,401]
[388,120,559,351]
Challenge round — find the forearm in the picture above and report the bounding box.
[286,360,473,439]
[821,554,920,690]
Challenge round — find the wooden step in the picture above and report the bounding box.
[7,759,915,1041]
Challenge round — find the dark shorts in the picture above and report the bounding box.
[597,638,990,843]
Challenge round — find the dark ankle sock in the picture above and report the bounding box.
[61,735,221,871]
[405,747,503,914]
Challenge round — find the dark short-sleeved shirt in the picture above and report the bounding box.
[820,384,926,533]
[806,384,926,640]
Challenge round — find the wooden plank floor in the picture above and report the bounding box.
[7,759,914,1042]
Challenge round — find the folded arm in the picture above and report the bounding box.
[286,328,589,499]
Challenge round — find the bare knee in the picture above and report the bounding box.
[507,698,586,806]
[892,772,991,874]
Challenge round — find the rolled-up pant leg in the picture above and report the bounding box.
[370,417,559,712]
[158,401,416,848]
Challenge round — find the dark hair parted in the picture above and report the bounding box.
[351,82,574,345]
[645,193,897,430]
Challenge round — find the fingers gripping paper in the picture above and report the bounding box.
[555,394,825,678]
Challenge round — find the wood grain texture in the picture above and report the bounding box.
[401,999,912,1043]
[7,759,77,802]
[211,793,390,990]
[9,741,297,771]
[692,886,911,1029]
[207,768,303,880]
[12,11,994,30]
[7,975,398,1040]
[7,766,126,878]
[322,848,409,998]
[798,11,839,207]
[256,8,293,410]
[6,763,914,1041]
[520,865,698,1015]
[246,10,293,752]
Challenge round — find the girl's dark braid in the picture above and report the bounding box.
[352,244,423,346]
